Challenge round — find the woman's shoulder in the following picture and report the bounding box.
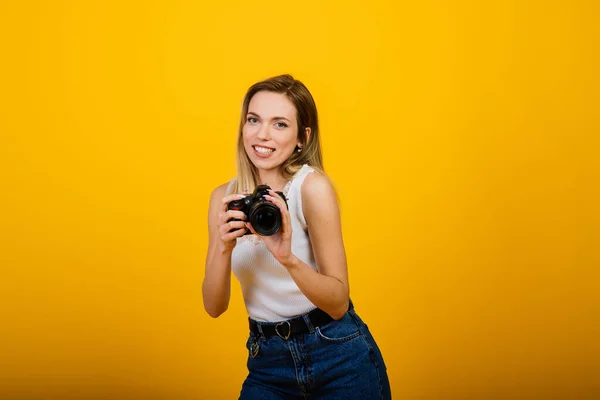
[299,169,342,233]
[300,166,334,193]
[301,168,330,190]
[209,179,235,204]
[300,169,339,211]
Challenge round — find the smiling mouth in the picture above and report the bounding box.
[253,146,275,154]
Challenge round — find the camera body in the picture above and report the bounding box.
[227,184,288,236]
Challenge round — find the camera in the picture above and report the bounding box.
[227,184,288,236]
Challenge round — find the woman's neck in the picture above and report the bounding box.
[257,168,288,192]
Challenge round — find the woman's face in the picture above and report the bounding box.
[242,91,301,172]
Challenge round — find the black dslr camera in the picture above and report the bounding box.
[227,184,288,236]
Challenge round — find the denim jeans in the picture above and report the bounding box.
[239,303,391,399]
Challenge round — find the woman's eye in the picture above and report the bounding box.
[247,117,258,124]
[275,122,288,128]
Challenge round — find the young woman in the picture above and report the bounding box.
[203,74,391,399]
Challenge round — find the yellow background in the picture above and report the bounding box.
[1,0,598,399]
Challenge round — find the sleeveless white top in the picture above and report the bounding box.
[229,164,319,322]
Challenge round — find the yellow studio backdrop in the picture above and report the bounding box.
[1,0,598,399]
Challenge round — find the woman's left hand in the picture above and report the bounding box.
[246,189,294,266]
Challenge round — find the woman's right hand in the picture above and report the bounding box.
[217,191,249,252]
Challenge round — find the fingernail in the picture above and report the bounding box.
[238,194,245,198]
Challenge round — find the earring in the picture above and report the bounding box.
[297,147,302,153]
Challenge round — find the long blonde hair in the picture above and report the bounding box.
[229,74,324,195]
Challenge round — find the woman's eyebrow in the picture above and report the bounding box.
[247,111,291,122]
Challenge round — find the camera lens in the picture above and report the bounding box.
[249,203,281,236]
[256,209,276,228]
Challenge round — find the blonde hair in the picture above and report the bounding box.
[229,74,325,195]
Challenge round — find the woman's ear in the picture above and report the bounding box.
[303,127,311,146]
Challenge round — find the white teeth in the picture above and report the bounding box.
[254,146,274,154]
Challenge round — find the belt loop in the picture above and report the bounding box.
[256,322,266,341]
[302,314,315,333]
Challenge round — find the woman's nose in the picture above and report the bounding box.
[256,125,271,140]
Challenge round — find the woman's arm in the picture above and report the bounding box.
[202,183,231,318]
[202,183,248,318]
[283,173,350,320]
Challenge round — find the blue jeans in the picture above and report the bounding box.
[239,303,391,399]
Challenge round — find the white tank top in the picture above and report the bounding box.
[229,164,318,322]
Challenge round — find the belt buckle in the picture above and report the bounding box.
[275,320,291,340]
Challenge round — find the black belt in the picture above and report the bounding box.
[249,302,353,340]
